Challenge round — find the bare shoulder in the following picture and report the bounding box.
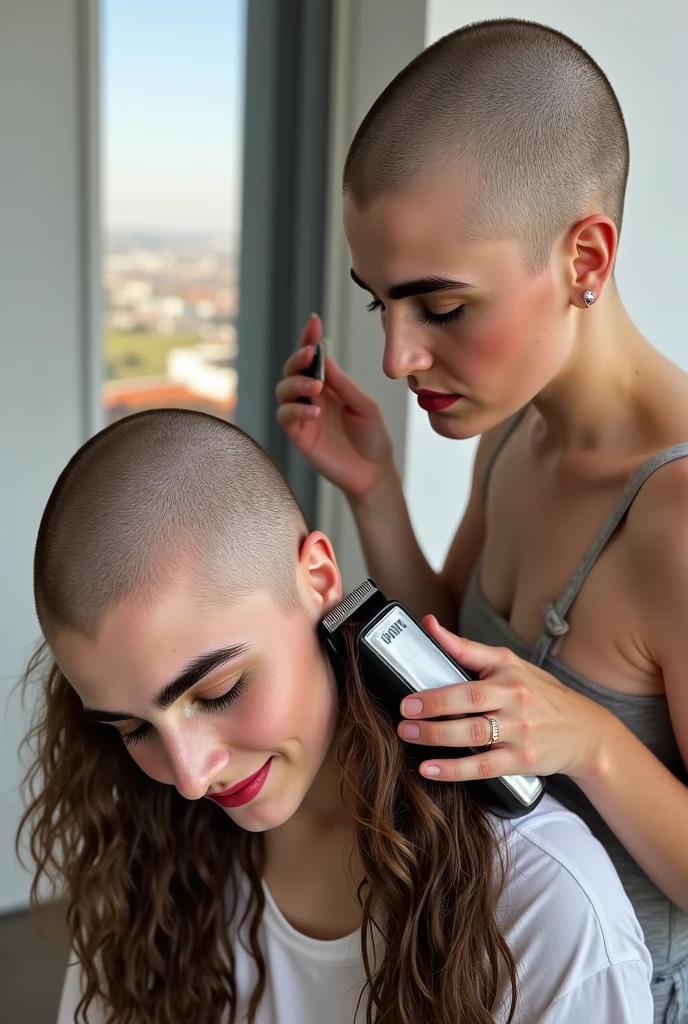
[625,455,688,569]
[624,456,688,758]
[624,456,688,668]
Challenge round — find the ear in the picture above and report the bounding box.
[296,532,343,618]
[564,214,617,308]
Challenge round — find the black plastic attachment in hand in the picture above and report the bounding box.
[297,341,325,404]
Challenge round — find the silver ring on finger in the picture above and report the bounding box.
[481,715,500,748]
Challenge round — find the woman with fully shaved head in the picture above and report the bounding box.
[278,20,688,1021]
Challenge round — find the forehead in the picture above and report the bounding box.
[51,584,296,708]
[343,185,525,291]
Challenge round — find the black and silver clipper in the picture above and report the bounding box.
[320,578,545,818]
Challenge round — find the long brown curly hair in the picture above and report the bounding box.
[18,623,516,1024]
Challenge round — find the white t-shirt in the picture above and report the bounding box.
[57,795,653,1023]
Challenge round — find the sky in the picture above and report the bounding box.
[103,0,246,233]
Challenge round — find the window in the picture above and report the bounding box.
[101,0,246,424]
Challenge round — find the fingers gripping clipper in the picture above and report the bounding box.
[320,578,545,818]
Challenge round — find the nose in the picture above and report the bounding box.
[381,313,433,381]
[163,732,231,802]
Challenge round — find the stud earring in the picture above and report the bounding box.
[583,290,596,307]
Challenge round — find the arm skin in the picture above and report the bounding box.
[347,426,501,623]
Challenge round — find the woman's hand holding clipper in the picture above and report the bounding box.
[398,616,616,785]
[276,314,396,500]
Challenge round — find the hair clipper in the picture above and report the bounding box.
[320,578,545,818]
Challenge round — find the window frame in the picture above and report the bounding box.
[236,0,334,525]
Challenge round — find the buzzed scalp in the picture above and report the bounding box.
[343,19,629,269]
[35,410,308,638]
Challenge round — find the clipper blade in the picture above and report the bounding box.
[322,579,378,634]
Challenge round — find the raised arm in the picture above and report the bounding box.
[348,424,502,623]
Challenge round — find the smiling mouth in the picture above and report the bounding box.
[207,758,273,808]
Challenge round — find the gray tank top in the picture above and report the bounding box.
[459,411,688,977]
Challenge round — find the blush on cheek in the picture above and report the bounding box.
[230,686,303,752]
[466,284,560,397]
[447,316,516,399]
[232,655,337,763]
[471,319,514,365]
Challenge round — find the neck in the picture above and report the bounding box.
[266,737,352,857]
[262,734,364,941]
[297,741,349,823]
[532,286,666,452]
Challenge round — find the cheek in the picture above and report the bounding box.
[463,283,564,382]
[230,658,336,755]
[123,639,337,779]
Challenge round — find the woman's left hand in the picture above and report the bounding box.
[397,616,614,783]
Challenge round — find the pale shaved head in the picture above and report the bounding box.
[34,410,308,639]
[343,19,629,269]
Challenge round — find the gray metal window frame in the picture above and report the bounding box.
[80,0,105,441]
[236,0,333,526]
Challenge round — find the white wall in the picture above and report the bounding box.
[404,0,688,571]
[0,0,92,913]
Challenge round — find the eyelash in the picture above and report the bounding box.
[366,298,465,327]
[121,675,249,747]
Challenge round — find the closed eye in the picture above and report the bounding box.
[419,305,465,327]
[121,721,151,747]
[366,297,465,327]
[120,675,249,747]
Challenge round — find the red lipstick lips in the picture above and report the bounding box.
[207,758,273,809]
[414,389,460,413]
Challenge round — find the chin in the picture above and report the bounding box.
[227,812,277,834]
[225,788,308,834]
[430,399,525,440]
[427,409,482,441]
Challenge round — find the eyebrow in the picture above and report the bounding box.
[82,644,251,723]
[350,268,472,301]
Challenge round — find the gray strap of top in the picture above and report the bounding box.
[532,442,688,667]
[481,407,529,496]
